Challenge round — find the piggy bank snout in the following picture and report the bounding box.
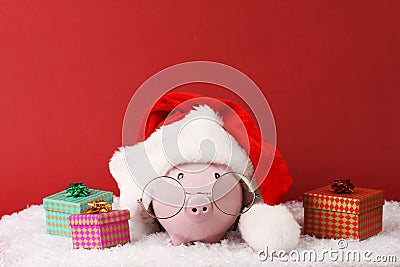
[185,194,213,223]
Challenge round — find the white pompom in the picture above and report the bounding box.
[238,203,300,252]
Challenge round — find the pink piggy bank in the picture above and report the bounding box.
[151,163,244,245]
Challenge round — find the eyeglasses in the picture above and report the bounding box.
[137,172,259,220]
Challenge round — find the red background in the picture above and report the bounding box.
[1,1,399,217]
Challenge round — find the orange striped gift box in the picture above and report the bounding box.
[303,185,384,240]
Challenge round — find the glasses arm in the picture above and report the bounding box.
[137,198,159,219]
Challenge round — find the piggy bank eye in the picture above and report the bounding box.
[177,173,184,180]
[214,173,220,179]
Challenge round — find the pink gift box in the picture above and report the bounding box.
[68,210,130,249]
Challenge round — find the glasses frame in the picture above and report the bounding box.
[137,172,258,220]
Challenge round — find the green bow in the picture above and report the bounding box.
[65,183,89,197]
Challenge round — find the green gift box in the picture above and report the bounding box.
[43,187,113,237]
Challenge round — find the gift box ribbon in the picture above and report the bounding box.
[65,183,89,198]
[331,179,355,194]
[86,200,112,214]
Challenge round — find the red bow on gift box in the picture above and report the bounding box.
[331,179,355,194]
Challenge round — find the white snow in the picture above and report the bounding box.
[1,199,399,267]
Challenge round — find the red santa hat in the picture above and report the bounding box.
[109,91,299,251]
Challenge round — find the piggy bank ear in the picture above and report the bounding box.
[109,147,159,239]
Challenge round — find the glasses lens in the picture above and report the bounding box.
[142,176,185,219]
[212,172,254,216]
